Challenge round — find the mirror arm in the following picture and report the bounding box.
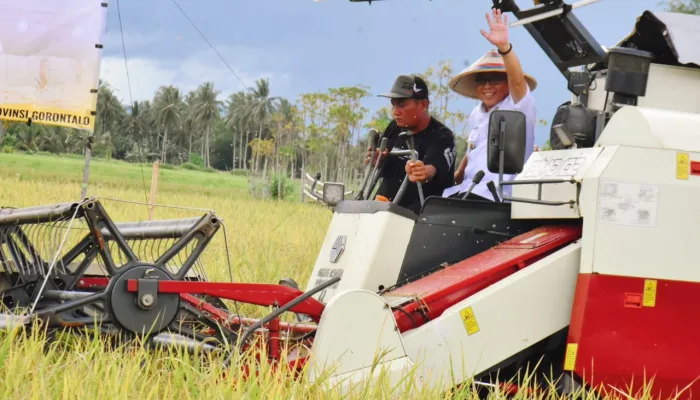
[498,178,577,206]
[496,117,576,206]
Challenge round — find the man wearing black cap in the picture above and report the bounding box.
[366,74,457,214]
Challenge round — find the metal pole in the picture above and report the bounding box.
[81,134,94,199]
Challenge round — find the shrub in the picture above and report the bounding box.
[179,162,202,171]
[269,173,295,201]
[189,153,205,168]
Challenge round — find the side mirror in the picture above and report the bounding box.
[487,110,527,175]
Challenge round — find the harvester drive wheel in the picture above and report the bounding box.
[107,264,180,336]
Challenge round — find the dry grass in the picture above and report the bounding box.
[0,153,675,399]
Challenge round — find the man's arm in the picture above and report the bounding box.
[453,149,468,185]
[481,8,528,103]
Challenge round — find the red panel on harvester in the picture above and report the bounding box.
[567,274,700,399]
[385,225,582,332]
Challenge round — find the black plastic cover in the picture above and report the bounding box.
[396,196,540,284]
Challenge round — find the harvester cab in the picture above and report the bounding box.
[301,1,700,397]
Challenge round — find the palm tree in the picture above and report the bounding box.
[153,85,183,164]
[192,82,221,168]
[247,78,279,174]
[225,90,255,170]
[95,81,125,140]
[182,91,200,160]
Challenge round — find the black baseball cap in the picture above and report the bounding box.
[379,74,429,100]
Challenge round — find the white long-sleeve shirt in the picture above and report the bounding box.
[442,85,537,200]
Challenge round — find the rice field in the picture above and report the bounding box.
[0,152,670,399]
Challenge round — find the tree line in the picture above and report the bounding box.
[0,60,475,199]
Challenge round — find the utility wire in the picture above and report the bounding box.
[169,0,251,91]
[115,0,149,204]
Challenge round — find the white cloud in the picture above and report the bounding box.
[98,46,289,105]
[102,31,165,52]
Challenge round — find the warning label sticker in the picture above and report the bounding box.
[677,153,690,180]
[564,343,578,371]
[597,180,659,228]
[643,279,657,307]
[460,307,480,336]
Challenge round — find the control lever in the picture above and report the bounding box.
[392,149,419,205]
[364,137,389,200]
[487,181,501,203]
[400,132,424,206]
[461,170,485,200]
[357,129,379,200]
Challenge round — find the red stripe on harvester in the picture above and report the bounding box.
[388,225,582,332]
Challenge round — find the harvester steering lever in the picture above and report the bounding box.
[487,181,501,202]
[363,137,389,200]
[461,170,485,200]
[356,129,380,200]
[399,131,425,206]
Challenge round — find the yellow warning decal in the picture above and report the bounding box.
[460,307,480,336]
[643,279,657,307]
[564,343,578,371]
[677,152,690,180]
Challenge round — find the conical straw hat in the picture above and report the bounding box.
[449,49,537,99]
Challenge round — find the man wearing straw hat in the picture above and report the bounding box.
[442,8,538,201]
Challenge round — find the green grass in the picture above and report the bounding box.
[0,153,674,399]
[0,152,251,201]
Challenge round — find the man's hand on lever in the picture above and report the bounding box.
[405,160,436,184]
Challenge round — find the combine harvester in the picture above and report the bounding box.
[1,0,700,398]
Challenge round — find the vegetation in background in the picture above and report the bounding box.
[664,0,700,14]
[0,60,484,201]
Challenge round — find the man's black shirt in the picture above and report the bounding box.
[375,117,457,213]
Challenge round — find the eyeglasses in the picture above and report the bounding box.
[475,74,507,85]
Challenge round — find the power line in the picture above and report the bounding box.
[169,0,251,91]
[115,0,135,108]
[115,0,148,203]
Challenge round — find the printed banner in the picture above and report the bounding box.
[0,0,107,131]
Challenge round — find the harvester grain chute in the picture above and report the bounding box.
[2,1,700,398]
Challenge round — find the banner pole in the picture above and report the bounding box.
[81,134,94,199]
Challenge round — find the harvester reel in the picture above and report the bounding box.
[0,198,242,352]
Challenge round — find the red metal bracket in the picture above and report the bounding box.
[127,280,326,322]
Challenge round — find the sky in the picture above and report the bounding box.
[99,0,668,146]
